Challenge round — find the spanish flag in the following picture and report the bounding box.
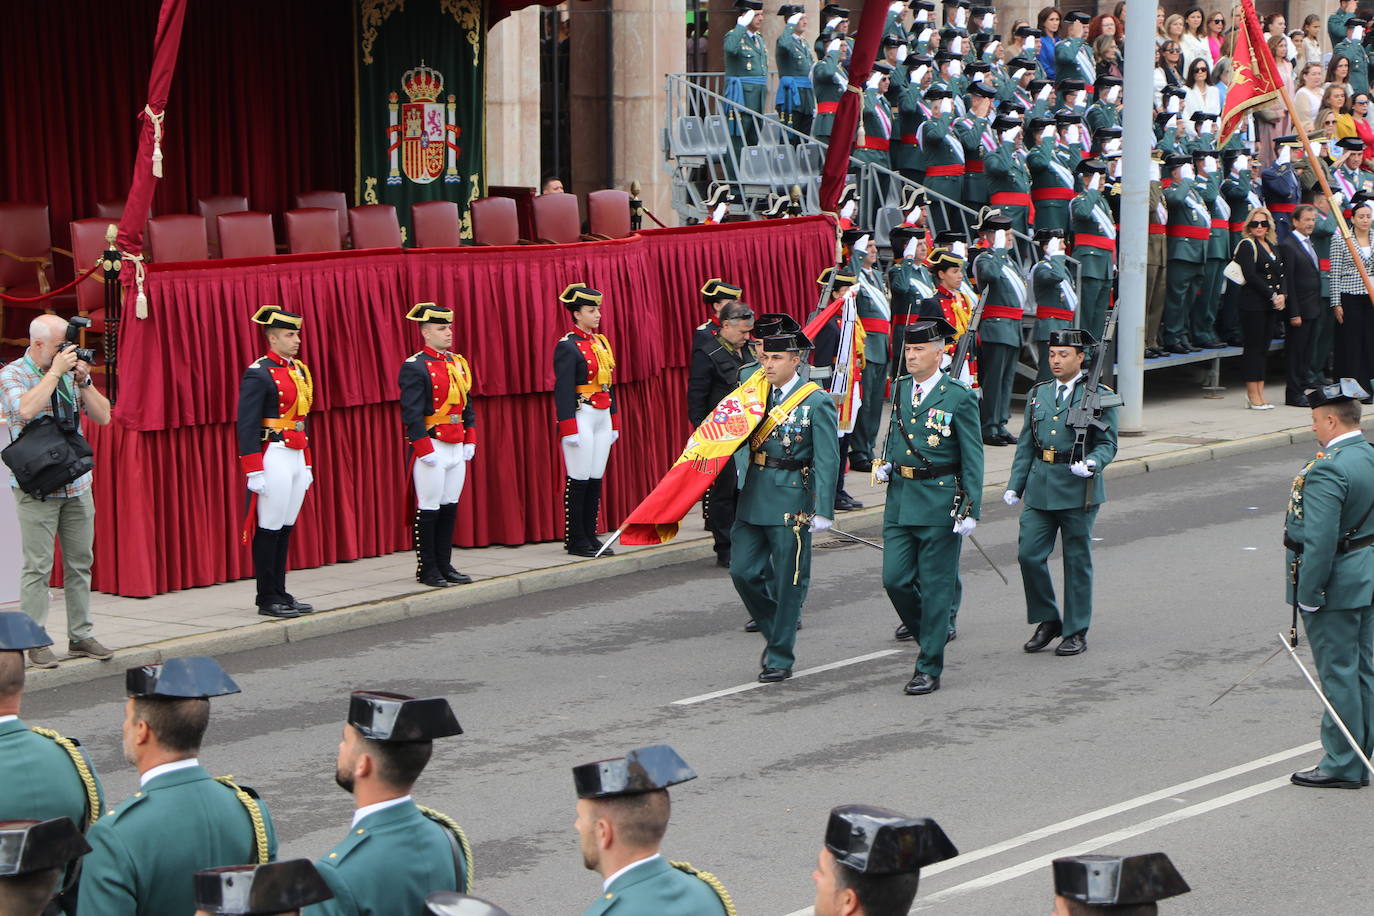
[617,297,848,546]
[1218,0,1282,149]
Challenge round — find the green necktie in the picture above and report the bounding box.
[1056,385,1067,407]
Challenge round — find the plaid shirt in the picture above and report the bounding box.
[0,355,91,497]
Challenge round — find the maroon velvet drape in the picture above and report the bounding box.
[818,0,890,212]
[87,218,834,596]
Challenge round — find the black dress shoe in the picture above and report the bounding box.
[983,434,1008,446]
[903,672,940,695]
[257,604,301,619]
[418,572,453,587]
[1055,633,1087,655]
[1167,343,1191,354]
[567,545,601,558]
[834,492,863,511]
[1023,620,1062,652]
[715,553,730,568]
[947,625,957,641]
[894,623,914,641]
[745,618,760,633]
[849,459,872,473]
[1290,766,1362,789]
[758,667,792,683]
[442,568,473,584]
[998,432,1018,445]
[288,599,315,614]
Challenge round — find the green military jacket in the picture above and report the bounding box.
[1054,36,1095,85]
[894,83,931,171]
[1334,38,1371,96]
[308,800,469,916]
[889,259,936,327]
[916,109,963,180]
[956,111,995,202]
[1008,375,1119,511]
[723,25,767,78]
[1330,10,1352,47]
[581,856,731,916]
[1285,434,1374,610]
[1084,100,1119,135]
[1165,175,1210,264]
[811,49,847,139]
[77,764,278,916]
[776,31,814,78]
[970,248,1026,346]
[734,377,840,525]
[1199,169,1230,260]
[853,262,891,364]
[985,141,1032,231]
[1146,179,1167,266]
[1221,169,1262,250]
[1027,139,1075,226]
[0,717,104,826]
[1031,253,1075,341]
[854,88,894,169]
[882,372,984,526]
[1069,188,1116,281]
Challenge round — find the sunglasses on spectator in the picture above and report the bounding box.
[1248,220,1269,228]
[1164,45,1179,52]
[1211,17,1225,23]
[1358,98,1370,105]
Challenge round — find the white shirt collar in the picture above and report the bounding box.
[140,757,200,787]
[351,795,412,829]
[0,715,17,724]
[603,853,662,891]
[912,368,941,389]
[1325,430,1365,449]
[774,372,802,400]
[1292,229,1310,242]
[1056,372,1084,397]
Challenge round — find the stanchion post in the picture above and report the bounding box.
[101,224,123,406]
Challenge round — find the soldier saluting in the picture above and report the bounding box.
[399,303,477,588]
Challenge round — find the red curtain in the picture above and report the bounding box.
[0,0,354,263]
[86,218,834,596]
[818,0,889,212]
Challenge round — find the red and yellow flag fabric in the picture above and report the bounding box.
[1218,0,1283,148]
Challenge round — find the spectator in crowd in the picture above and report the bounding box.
[1294,63,1327,131]
[1342,93,1374,147]
[1093,35,1121,80]
[1322,84,1351,136]
[1087,13,1120,47]
[1180,7,1210,70]
[1205,10,1228,63]
[1296,15,1322,72]
[1232,207,1286,410]
[540,176,565,195]
[1314,106,1342,142]
[1037,6,1061,79]
[1155,6,1168,47]
[0,315,113,668]
[1154,41,1186,109]
[1213,57,1233,110]
[1327,54,1352,95]
[1263,13,1295,66]
[1330,198,1374,401]
[1281,204,1325,407]
[1183,57,1218,121]
[1252,35,1293,166]
[1162,14,1187,66]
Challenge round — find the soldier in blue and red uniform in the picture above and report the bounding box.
[554,284,619,558]
[237,305,315,619]
[399,302,477,588]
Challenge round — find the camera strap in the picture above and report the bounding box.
[23,355,76,409]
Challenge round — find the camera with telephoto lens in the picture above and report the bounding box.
[57,316,95,365]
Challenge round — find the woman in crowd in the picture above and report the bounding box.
[1293,63,1326,131]
[1213,57,1233,110]
[1037,6,1061,80]
[1205,10,1228,62]
[1314,106,1342,143]
[1232,207,1286,410]
[1342,93,1374,147]
[1088,13,1120,45]
[1183,57,1218,120]
[1251,35,1292,165]
[1154,40,1186,108]
[1155,6,1168,47]
[1330,199,1374,402]
[1180,7,1210,70]
[1263,13,1294,66]
[1296,15,1322,72]
[1327,54,1352,95]
[1163,14,1187,66]
[1093,34,1122,80]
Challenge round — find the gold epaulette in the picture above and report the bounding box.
[215,776,269,865]
[418,805,475,893]
[30,727,100,829]
[671,861,738,916]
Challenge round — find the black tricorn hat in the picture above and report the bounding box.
[1076,157,1108,175]
[425,892,514,916]
[1305,377,1371,407]
[0,611,52,652]
[902,319,959,345]
[881,34,905,48]
[1034,227,1066,242]
[1028,115,1057,134]
[821,3,850,20]
[969,80,998,98]
[573,744,698,798]
[559,283,604,311]
[1027,78,1053,95]
[126,657,241,699]
[752,313,802,338]
[923,85,953,100]
[778,3,805,17]
[933,229,965,246]
[700,278,744,302]
[1093,125,1123,140]
[348,690,462,742]
[1014,25,1041,37]
[1054,108,1083,125]
[825,805,958,876]
[899,185,928,211]
[841,227,871,249]
[1096,74,1123,88]
[250,305,303,331]
[1047,328,1096,349]
[817,265,859,287]
[1053,853,1190,906]
[407,302,454,324]
[0,818,90,878]
[193,859,335,914]
[1064,10,1091,23]
[889,225,923,251]
[762,329,815,353]
[1163,153,1194,169]
[1161,84,1187,100]
[1337,136,1366,151]
[993,114,1023,131]
[974,207,1013,232]
[734,0,763,11]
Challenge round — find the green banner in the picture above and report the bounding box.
[356,0,485,243]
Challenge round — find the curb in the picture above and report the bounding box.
[24,422,1324,692]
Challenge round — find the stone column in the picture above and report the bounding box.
[484,6,543,189]
[610,0,687,224]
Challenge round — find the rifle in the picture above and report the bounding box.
[1064,303,1123,510]
[947,287,989,385]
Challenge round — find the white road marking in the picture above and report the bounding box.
[778,742,1319,916]
[671,650,903,706]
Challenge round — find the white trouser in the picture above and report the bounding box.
[257,442,311,530]
[561,404,614,480]
[413,439,468,510]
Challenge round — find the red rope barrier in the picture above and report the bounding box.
[0,262,102,303]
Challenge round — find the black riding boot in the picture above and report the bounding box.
[434,502,471,584]
[583,478,612,556]
[565,478,596,557]
[276,524,312,612]
[414,508,451,587]
[254,528,297,617]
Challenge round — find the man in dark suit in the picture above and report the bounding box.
[1281,204,1324,407]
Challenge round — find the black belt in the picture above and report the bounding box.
[894,462,959,480]
[1284,533,1374,555]
[1037,448,1074,464]
[751,452,808,471]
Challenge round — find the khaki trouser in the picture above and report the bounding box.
[14,488,95,642]
[1145,235,1168,349]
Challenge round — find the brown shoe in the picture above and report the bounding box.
[68,637,113,661]
[27,647,59,669]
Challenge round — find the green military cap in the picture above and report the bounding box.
[574,744,697,798]
[348,690,463,742]
[1052,853,1190,906]
[193,859,334,914]
[559,283,603,311]
[425,891,513,915]
[126,657,241,699]
[250,305,303,330]
[407,302,454,324]
[700,278,743,302]
[0,611,52,652]
[825,806,957,876]
[0,817,90,878]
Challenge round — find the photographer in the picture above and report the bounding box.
[0,314,112,669]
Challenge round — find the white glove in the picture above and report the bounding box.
[1070,458,1097,478]
[889,1,904,13]
[948,58,963,77]
[952,516,977,536]
[896,44,909,63]
[1037,84,1053,101]
[246,471,266,494]
[1202,156,1217,174]
[1001,126,1022,144]
[610,429,620,444]
[827,38,843,54]
[827,16,843,30]
[1105,86,1121,103]
[1087,174,1101,192]
[918,27,933,44]
[874,462,892,483]
[419,452,439,467]
[737,10,755,27]
[912,64,929,83]
[940,97,953,114]
[302,467,314,487]
[915,8,928,23]
[1235,154,1250,173]
[1298,603,1320,613]
[1179,163,1195,181]
[985,40,999,57]
[1003,489,1020,505]
[950,36,963,55]
[982,13,994,29]
[462,443,476,461]
[1332,190,1345,209]
[1166,95,1181,114]
[564,433,581,448]
[712,202,729,223]
[810,515,834,533]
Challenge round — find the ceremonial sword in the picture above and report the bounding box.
[816,523,1009,586]
[1277,632,1374,781]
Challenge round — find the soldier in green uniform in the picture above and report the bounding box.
[893,61,934,181]
[810,33,850,145]
[1026,78,1055,120]
[1084,76,1120,135]
[730,325,840,683]
[854,65,896,172]
[971,210,1026,445]
[0,817,89,916]
[1145,154,1170,357]
[873,319,983,695]
[848,232,891,470]
[572,745,734,915]
[0,612,103,913]
[1189,149,1231,349]
[814,3,850,61]
[1006,329,1119,657]
[958,81,999,218]
[1053,11,1094,95]
[1030,229,1076,383]
[775,6,816,137]
[194,859,334,916]
[1001,56,1037,107]
[811,805,957,916]
[79,657,279,916]
[888,225,936,349]
[1331,0,1357,48]
[723,0,768,145]
[1068,159,1116,342]
[986,114,1033,234]
[1048,852,1191,914]
[1028,115,1075,233]
[1334,19,1371,99]
[1285,380,1374,789]
[909,0,937,55]
[1161,153,1211,353]
[917,86,965,233]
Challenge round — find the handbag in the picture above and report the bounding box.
[1223,238,1249,285]
[1,391,94,499]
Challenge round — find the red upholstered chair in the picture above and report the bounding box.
[68,218,115,333]
[146,214,209,263]
[411,200,462,248]
[0,202,61,344]
[197,194,249,257]
[530,193,583,243]
[217,212,277,259]
[348,204,403,250]
[468,196,522,246]
[95,198,152,221]
[586,190,633,239]
[293,190,350,247]
[487,186,537,239]
[284,208,343,254]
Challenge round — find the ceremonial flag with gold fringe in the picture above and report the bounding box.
[1218,0,1282,148]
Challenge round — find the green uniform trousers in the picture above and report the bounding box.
[1189,259,1226,343]
[883,522,958,677]
[1079,277,1112,345]
[851,359,888,466]
[731,520,810,670]
[1309,307,1335,386]
[979,342,1018,437]
[1300,605,1374,781]
[1033,201,1069,234]
[1163,260,1205,348]
[1017,505,1099,636]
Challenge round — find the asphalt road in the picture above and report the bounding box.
[24,438,1374,915]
